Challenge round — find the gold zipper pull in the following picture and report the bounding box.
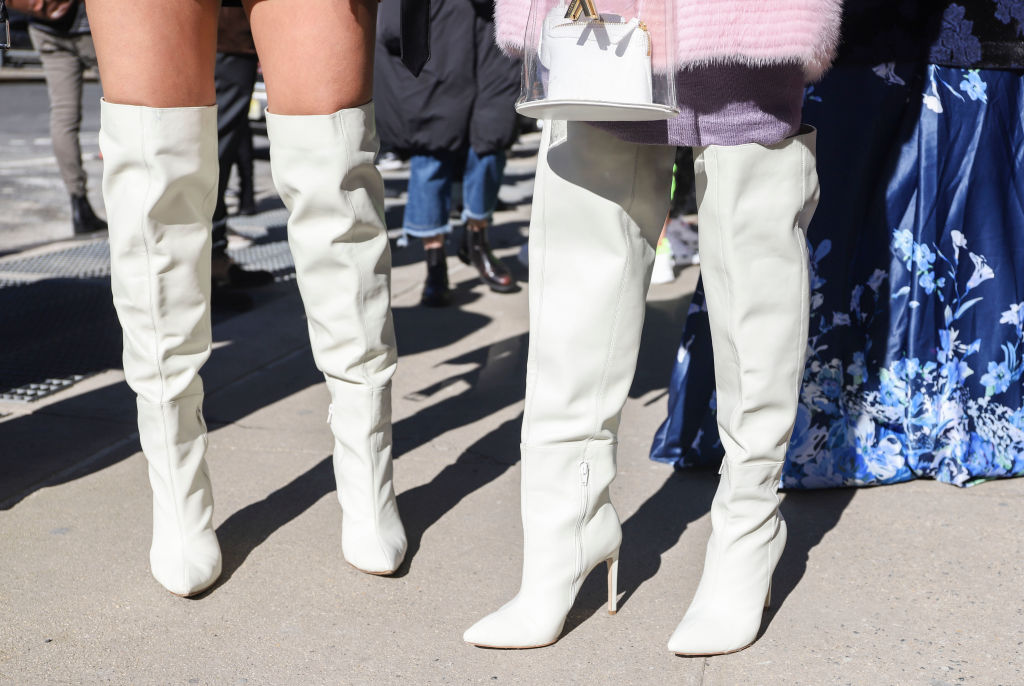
[565,0,599,20]
[637,21,651,56]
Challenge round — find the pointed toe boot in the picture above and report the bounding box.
[267,103,406,576]
[669,126,819,656]
[464,121,675,648]
[100,101,222,596]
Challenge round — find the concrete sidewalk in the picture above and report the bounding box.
[1,162,1022,686]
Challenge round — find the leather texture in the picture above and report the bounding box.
[421,246,452,307]
[457,227,516,293]
[464,121,675,648]
[668,127,819,655]
[100,101,222,597]
[265,103,406,575]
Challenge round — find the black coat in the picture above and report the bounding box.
[374,0,522,157]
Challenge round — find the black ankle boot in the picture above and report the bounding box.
[71,194,107,235]
[421,246,452,307]
[458,225,516,293]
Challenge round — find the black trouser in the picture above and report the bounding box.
[212,52,258,256]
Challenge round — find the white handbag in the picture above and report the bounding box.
[516,0,678,121]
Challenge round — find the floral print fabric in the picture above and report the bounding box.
[836,1,1024,70]
[650,62,1024,488]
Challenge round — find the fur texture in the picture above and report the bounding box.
[495,0,843,80]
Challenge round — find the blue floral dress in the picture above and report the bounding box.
[650,2,1024,488]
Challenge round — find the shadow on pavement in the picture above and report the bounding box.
[769,487,857,615]
[0,276,312,509]
[2,260,727,608]
[563,468,718,637]
[203,455,335,595]
[0,271,504,510]
[392,331,526,460]
[564,475,857,642]
[395,413,523,576]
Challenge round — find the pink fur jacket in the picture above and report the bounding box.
[495,0,843,80]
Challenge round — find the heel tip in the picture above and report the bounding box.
[608,609,617,616]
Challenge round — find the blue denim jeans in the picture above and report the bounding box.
[403,147,507,239]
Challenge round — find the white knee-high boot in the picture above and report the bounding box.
[265,103,406,575]
[668,127,819,656]
[463,122,675,648]
[100,102,222,597]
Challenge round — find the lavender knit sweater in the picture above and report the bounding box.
[598,63,806,147]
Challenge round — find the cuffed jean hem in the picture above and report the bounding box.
[403,222,453,239]
[462,208,494,223]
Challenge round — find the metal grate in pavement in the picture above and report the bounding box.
[0,278,121,403]
[0,279,29,289]
[229,239,296,282]
[0,230,300,287]
[0,239,110,281]
[0,231,298,402]
[226,208,290,234]
[1,376,86,402]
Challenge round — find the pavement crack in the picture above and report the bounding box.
[461,447,519,469]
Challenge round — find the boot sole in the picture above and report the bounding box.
[166,575,220,598]
[464,639,558,650]
[457,252,518,293]
[673,638,757,657]
[486,282,518,294]
[347,561,398,577]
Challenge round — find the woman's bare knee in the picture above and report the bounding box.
[247,0,377,115]
[88,0,219,107]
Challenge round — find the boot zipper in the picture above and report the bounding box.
[572,461,590,600]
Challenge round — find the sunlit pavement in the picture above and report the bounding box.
[1,84,1021,686]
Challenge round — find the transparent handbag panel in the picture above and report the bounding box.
[518,0,678,121]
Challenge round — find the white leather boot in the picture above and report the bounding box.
[266,104,406,575]
[463,121,675,648]
[668,127,819,656]
[100,102,222,597]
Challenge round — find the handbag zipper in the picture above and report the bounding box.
[550,19,651,56]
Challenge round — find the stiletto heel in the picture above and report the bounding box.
[607,555,620,615]
[764,579,772,609]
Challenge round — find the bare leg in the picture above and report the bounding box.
[245,0,377,114]
[88,0,219,106]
